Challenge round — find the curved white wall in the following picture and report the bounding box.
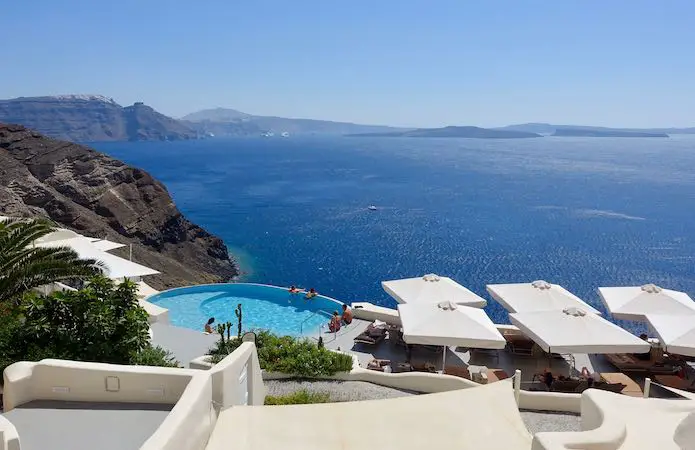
[140,374,216,450]
[0,416,20,450]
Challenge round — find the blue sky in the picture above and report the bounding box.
[2,0,694,127]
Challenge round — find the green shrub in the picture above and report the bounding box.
[131,346,180,368]
[0,276,181,376]
[264,389,331,405]
[208,330,354,377]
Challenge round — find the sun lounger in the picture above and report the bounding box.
[412,362,437,373]
[593,381,626,393]
[353,322,387,346]
[599,372,642,397]
[606,353,679,375]
[443,366,470,379]
[367,359,391,371]
[654,375,695,393]
[443,367,509,383]
[550,379,588,393]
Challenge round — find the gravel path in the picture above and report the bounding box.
[266,380,582,434]
[264,380,417,402]
[520,411,582,434]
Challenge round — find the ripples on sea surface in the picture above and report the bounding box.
[95,136,695,332]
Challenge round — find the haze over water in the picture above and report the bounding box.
[96,136,695,332]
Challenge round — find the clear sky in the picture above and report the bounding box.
[3,0,694,128]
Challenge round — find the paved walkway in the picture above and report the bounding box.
[150,322,218,368]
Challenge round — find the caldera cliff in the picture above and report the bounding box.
[0,123,238,289]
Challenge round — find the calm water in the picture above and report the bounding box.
[94,136,695,332]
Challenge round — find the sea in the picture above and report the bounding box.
[93,135,695,332]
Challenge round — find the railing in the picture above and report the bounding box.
[299,309,333,336]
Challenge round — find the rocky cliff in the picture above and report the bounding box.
[0,123,237,289]
[0,95,197,142]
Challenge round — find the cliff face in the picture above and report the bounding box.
[0,123,237,289]
[0,96,197,142]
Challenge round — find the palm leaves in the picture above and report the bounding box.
[0,218,104,304]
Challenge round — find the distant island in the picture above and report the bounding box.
[2,96,692,143]
[347,126,541,139]
[552,128,669,138]
[497,123,685,136]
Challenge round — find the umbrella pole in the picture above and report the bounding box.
[442,346,447,373]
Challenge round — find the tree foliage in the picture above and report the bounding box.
[0,276,179,375]
[0,218,104,304]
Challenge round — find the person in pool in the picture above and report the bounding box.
[288,285,301,294]
[204,317,215,334]
[341,304,353,325]
[305,288,317,299]
[328,311,341,333]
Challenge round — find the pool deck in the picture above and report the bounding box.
[1,401,172,450]
[325,318,629,389]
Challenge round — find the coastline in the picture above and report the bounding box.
[226,245,256,282]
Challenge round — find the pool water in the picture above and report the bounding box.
[147,283,344,337]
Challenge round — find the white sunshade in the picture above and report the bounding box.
[383,274,487,308]
[486,280,601,314]
[598,284,695,321]
[36,237,159,279]
[509,307,650,354]
[397,301,505,349]
[88,238,127,251]
[646,314,695,358]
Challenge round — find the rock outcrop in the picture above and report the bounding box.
[0,123,237,289]
[0,95,197,142]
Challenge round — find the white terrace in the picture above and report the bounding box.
[2,341,694,450]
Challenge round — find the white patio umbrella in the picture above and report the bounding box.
[397,301,505,371]
[486,280,600,314]
[383,274,487,307]
[646,314,695,358]
[598,284,695,321]
[509,307,650,354]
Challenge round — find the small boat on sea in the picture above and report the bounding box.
[368,205,377,211]
[281,132,290,137]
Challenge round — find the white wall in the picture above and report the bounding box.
[518,390,582,414]
[208,342,266,408]
[2,359,198,411]
[140,374,217,450]
[0,416,20,450]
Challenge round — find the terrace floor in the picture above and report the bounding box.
[1,400,173,450]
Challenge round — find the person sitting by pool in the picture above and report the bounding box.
[288,285,301,294]
[328,311,341,333]
[204,317,215,334]
[341,304,353,325]
[305,288,317,299]
[580,366,601,387]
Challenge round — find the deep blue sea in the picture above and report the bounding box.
[94,136,695,332]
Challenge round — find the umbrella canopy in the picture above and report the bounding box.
[383,274,487,307]
[598,284,695,321]
[486,280,600,314]
[509,307,650,354]
[397,301,505,349]
[646,314,695,358]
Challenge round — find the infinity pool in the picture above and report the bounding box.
[147,283,344,337]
